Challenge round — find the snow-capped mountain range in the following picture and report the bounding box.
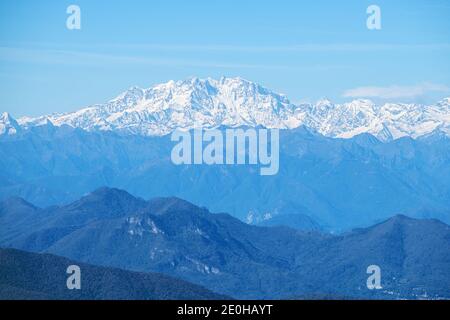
[2,77,450,140]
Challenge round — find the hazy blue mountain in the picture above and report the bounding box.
[0,248,229,300]
[256,214,322,231]
[1,125,450,230]
[1,188,449,299]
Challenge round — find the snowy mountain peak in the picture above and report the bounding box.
[4,78,450,140]
[0,112,21,135]
[315,98,332,106]
[437,97,450,108]
[111,86,145,101]
[1,112,13,122]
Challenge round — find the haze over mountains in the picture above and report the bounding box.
[1,188,449,299]
[2,77,450,140]
[1,123,449,230]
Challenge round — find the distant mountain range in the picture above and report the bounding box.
[1,124,449,230]
[2,77,450,140]
[1,188,449,299]
[1,77,449,300]
[0,248,229,300]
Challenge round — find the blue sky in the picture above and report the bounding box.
[1,0,450,117]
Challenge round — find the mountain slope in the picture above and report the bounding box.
[0,248,229,300]
[4,77,449,140]
[1,188,449,299]
[17,77,299,136]
[1,126,449,230]
[297,215,450,299]
[0,112,21,136]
